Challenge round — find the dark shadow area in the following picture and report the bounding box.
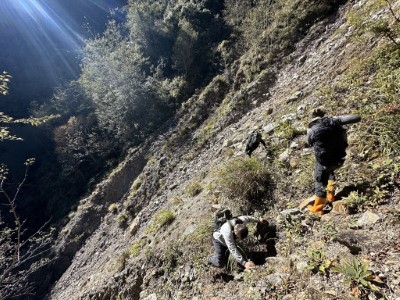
[335,183,370,200]
[240,169,276,216]
[212,272,234,283]
[247,222,278,265]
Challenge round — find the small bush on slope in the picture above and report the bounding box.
[216,157,274,212]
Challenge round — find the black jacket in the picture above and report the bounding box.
[307,117,348,168]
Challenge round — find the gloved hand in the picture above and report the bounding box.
[244,261,256,269]
[259,217,267,223]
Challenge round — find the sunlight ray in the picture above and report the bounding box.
[0,0,128,82]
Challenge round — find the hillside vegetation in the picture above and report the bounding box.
[3,0,400,299]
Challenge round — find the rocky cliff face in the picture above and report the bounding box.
[46,1,400,299]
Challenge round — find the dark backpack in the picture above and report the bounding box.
[309,117,348,167]
[214,208,243,231]
[245,131,262,155]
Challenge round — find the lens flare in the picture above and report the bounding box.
[0,0,125,84]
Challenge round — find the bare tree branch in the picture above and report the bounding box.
[0,160,53,299]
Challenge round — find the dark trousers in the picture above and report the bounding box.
[314,162,336,197]
[207,237,228,268]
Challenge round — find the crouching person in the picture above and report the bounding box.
[207,215,265,270]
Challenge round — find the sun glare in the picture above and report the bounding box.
[0,0,124,82]
[0,0,86,81]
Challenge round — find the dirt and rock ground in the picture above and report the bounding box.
[46,1,400,299]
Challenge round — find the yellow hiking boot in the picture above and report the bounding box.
[307,196,327,215]
[326,180,335,202]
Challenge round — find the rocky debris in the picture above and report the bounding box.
[263,122,278,134]
[298,196,314,210]
[356,211,381,227]
[278,149,291,162]
[286,91,303,103]
[141,293,157,300]
[333,230,364,254]
[331,200,348,214]
[129,217,140,236]
[280,208,302,220]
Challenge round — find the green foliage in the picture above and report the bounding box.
[78,0,228,151]
[223,0,252,28]
[226,0,344,70]
[182,220,214,267]
[128,238,148,257]
[32,80,117,203]
[172,18,199,76]
[0,73,59,141]
[342,191,369,211]
[314,43,400,171]
[33,80,93,121]
[116,212,128,226]
[0,112,59,142]
[184,180,203,197]
[131,176,143,193]
[276,120,305,141]
[108,204,118,214]
[80,21,172,143]
[146,210,175,234]
[346,0,399,47]
[196,120,215,148]
[53,115,116,178]
[127,0,171,63]
[216,157,273,208]
[170,197,182,205]
[335,46,400,160]
[155,210,175,227]
[333,258,379,294]
[319,220,338,242]
[80,0,228,145]
[306,248,332,275]
[0,71,11,95]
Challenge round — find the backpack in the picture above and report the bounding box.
[245,131,262,155]
[214,208,243,231]
[309,117,348,167]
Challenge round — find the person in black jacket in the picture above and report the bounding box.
[306,114,361,215]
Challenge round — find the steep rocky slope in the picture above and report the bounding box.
[46,1,400,299]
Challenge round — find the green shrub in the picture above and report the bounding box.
[337,46,400,160]
[116,212,128,226]
[108,203,118,214]
[184,180,203,197]
[332,258,379,296]
[276,120,305,141]
[132,176,143,192]
[128,238,148,257]
[306,248,332,275]
[145,210,175,234]
[345,0,399,47]
[342,191,369,211]
[217,157,274,209]
[154,210,175,228]
[170,197,182,205]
